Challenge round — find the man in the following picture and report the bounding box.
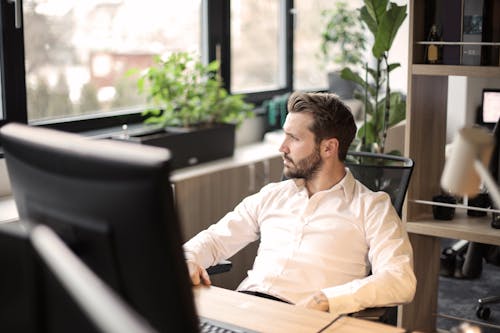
[184,91,416,317]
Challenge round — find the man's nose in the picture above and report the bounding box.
[279,141,287,153]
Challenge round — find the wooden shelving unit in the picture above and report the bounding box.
[401,1,500,332]
[405,1,500,223]
[406,212,500,245]
[412,64,500,77]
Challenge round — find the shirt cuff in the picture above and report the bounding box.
[183,247,199,265]
[321,284,364,316]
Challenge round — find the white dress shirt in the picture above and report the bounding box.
[183,170,416,316]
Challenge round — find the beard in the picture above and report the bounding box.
[283,145,322,180]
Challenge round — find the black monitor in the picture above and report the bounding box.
[0,123,199,333]
[479,89,500,130]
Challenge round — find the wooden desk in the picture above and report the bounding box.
[401,212,500,332]
[194,286,405,333]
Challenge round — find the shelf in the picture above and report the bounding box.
[411,64,500,78]
[416,41,500,46]
[407,212,500,245]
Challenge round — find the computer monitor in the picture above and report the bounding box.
[0,123,199,333]
[479,89,500,130]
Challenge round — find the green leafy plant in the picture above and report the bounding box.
[137,51,254,128]
[341,0,407,154]
[320,1,367,70]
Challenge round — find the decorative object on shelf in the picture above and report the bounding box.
[467,192,491,217]
[462,0,484,66]
[340,0,407,155]
[319,1,367,99]
[441,127,500,211]
[426,24,441,64]
[422,0,500,66]
[125,51,254,169]
[492,212,500,228]
[432,194,457,220]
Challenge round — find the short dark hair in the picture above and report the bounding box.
[287,91,357,161]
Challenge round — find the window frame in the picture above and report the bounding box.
[0,0,294,133]
[0,0,27,128]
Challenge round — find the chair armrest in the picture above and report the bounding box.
[350,307,392,322]
[206,260,232,275]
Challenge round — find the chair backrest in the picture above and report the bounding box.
[345,151,414,218]
[346,151,414,324]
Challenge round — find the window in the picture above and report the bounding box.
[230,0,284,93]
[1,0,297,132]
[23,0,202,124]
[293,0,362,91]
[1,0,28,127]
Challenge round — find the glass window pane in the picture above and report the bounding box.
[294,0,362,91]
[230,0,283,94]
[23,0,201,123]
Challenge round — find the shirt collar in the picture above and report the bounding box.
[290,169,356,201]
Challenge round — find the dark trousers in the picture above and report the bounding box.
[238,290,291,304]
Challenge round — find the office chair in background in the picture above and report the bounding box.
[473,120,500,321]
[207,150,414,325]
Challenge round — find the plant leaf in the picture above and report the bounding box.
[359,6,377,36]
[357,121,378,146]
[340,67,365,87]
[387,62,401,73]
[372,3,407,58]
[363,0,389,29]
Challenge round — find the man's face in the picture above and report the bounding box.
[279,112,323,180]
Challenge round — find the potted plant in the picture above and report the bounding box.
[341,0,407,155]
[127,51,254,169]
[319,1,367,99]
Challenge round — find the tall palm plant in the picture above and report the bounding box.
[341,0,407,154]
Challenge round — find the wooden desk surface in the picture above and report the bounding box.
[193,286,405,333]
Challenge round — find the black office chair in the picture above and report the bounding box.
[473,120,500,320]
[345,151,414,217]
[208,151,414,324]
[460,243,500,320]
[344,151,414,324]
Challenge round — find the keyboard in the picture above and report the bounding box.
[199,316,260,333]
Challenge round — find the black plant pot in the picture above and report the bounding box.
[120,123,236,170]
[432,194,457,220]
[467,193,491,217]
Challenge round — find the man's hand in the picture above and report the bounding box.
[296,291,329,312]
[186,260,211,286]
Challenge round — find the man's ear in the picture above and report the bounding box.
[322,138,339,158]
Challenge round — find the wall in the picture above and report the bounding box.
[388,1,409,95]
[0,159,12,197]
[447,77,500,143]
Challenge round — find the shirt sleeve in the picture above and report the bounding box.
[182,184,273,269]
[321,192,416,317]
